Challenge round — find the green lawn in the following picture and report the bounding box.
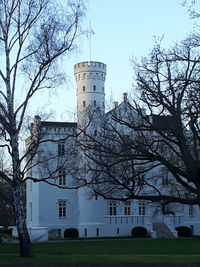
[1,238,200,264]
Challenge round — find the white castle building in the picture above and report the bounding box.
[26,61,200,241]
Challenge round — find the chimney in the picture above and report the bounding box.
[112,101,118,109]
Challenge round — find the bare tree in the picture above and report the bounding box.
[79,40,200,210]
[0,179,14,228]
[0,0,84,257]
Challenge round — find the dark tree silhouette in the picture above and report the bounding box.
[79,40,200,209]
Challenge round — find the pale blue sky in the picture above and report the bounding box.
[36,0,196,121]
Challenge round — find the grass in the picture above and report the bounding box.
[1,238,200,264]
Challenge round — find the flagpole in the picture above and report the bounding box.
[88,21,95,62]
[89,21,92,62]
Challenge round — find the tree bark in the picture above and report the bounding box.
[11,132,33,257]
[13,184,33,257]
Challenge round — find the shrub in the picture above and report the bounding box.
[64,228,79,239]
[131,227,148,238]
[0,228,12,235]
[176,226,191,237]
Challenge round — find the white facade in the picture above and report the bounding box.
[26,61,200,240]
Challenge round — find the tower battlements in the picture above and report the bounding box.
[74,60,107,117]
[74,61,106,75]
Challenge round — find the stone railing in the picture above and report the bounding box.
[104,215,150,225]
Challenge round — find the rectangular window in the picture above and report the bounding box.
[189,205,194,216]
[138,201,146,215]
[83,100,86,107]
[59,168,66,186]
[96,228,99,237]
[59,200,66,218]
[84,228,87,237]
[83,86,85,91]
[135,167,145,186]
[94,129,97,136]
[161,168,169,185]
[124,201,131,215]
[30,202,32,221]
[109,201,117,216]
[94,100,96,106]
[58,142,65,156]
[93,85,96,91]
[30,180,32,191]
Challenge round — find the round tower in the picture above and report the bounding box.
[74,61,107,120]
[74,61,107,237]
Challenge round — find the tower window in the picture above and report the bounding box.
[93,85,96,91]
[94,100,96,106]
[83,86,85,91]
[102,102,105,107]
[102,87,104,92]
[83,101,86,107]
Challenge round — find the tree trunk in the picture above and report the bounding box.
[10,129,33,257]
[13,184,33,257]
